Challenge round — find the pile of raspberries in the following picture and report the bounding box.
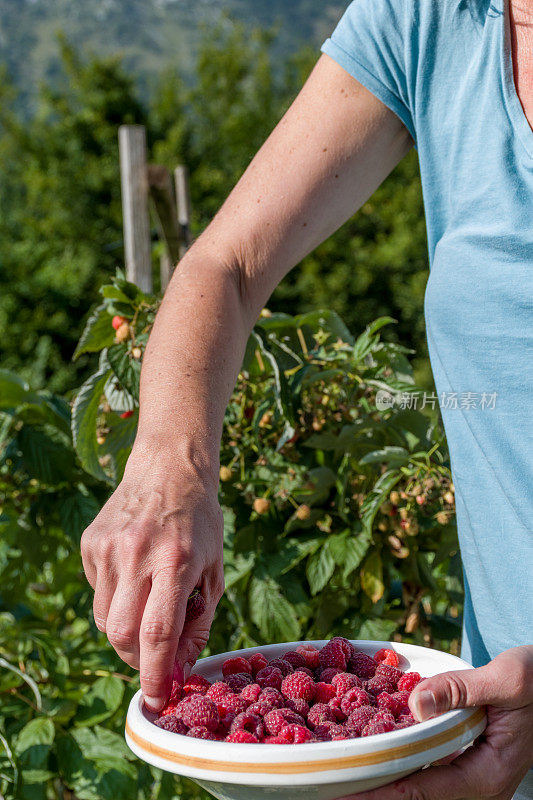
[153,640,424,744]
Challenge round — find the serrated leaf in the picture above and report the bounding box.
[103,411,138,484]
[59,488,100,545]
[73,305,116,361]
[72,367,112,483]
[327,530,371,579]
[360,551,384,603]
[249,577,300,642]
[75,676,124,727]
[16,719,54,766]
[107,344,141,401]
[352,317,396,363]
[306,543,335,595]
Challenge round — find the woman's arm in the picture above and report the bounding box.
[80,53,413,711]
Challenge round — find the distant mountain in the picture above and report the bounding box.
[0,0,345,109]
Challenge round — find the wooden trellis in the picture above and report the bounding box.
[118,125,192,291]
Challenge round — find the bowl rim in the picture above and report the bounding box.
[126,640,484,766]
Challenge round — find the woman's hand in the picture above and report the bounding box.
[80,453,225,712]
[339,646,533,800]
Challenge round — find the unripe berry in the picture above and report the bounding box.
[219,466,233,482]
[253,498,270,515]
[112,315,126,331]
[296,504,311,521]
[260,308,272,318]
[436,511,449,525]
[415,495,426,506]
[96,435,106,445]
[389,490,400,505]
[444,491,455,505]
[115,321,131,343]
[132,346,142,359]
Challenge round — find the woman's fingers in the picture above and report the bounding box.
[105,577,150,669]
[92,568,116,633]
[139,567,198,712]
[176,567,225,677]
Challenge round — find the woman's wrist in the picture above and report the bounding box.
[126,433,220,492]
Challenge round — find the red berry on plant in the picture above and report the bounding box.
[120,410,134,419]
[111,315,126,330]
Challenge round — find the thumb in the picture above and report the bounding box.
[409,647,532,721]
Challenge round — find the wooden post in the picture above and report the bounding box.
[160,252,173,292]
[147,164,181,288]
[174,165,192,260]
[119,125,152,293]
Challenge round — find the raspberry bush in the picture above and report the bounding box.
[0,272,463,798]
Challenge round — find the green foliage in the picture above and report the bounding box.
[0,22,430,395]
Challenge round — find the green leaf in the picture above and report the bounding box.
[306,543,335,595]
[327,530,372,579]
[251,329,296,424]
[352,317,396,363]
[0,370,33,409]
[104,411,138,483]
[357,617,397,641]
[16,718,54,770]
[72,367,112,483]
[360,446,410,468]
[360,469,401,536]
[16,425,76,484]
[293,309,355,346]
[75,676,124,727]
[59,487,100,545]
[107,344,141,401]
[73,305,116,360]
[360,551,384,603]
[249,577,300,642]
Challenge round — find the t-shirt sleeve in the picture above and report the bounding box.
[321,0,416,141]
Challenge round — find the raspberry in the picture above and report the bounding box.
[217,711,236,734]
[249,653,268,676]
[256,666,283,690]
[160,703,181,717]
[281,672,316,702]
[183,674,211,695]
[268,658,294,677]
[168,679,184,704]
[340,687,373,717]
[120,410,134,419]
[313,723,341,741]
[296,644,320,670]
[111,315,126,331]
[330,637,356,660]
[226,730,259,743]
[259,688,285,706]
[263,735,289,744]
[392,690,410,706]
[294,666,315,678]
[206,681,232,703]
[217,694,248,716]
[348,652,377,679]
[226,672,253,692]
[222,657,253,677]
[346,705,375,735]
[285,697,310,717]
[248,690,285,717]
[319,641,347,671]
[373,710,396,726]
[375,664,402,687]
[155,715,189,734]
[253,497,270,515]
[331,726,354,740]
[318,667,342,683]
[328,697,346,722]
[362,718,395,736]
[374,648,400,668]
[279,724,314,744]
[395,720,415,730]
[230,712,265,740]
[264,709,305,736]
[240,683,262,704]
[185,589,206,623]
[332,672,362,698]
[397,672,422,692]
[307,703,336,730]
[314,682,336,704]
[376,692,405,717]
[365,676,395,697]
[181,696,219,732]
[282,651,307,669]
[398,713,416,726]
[187,726,219,740]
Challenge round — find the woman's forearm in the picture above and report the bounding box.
[131,244,257,486]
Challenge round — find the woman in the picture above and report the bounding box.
[80,1,533,797]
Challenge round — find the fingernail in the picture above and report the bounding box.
[412,689,436,721]
[144,696,164,712]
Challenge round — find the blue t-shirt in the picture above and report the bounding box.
[322,0,533,668]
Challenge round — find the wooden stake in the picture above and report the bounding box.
[119,125,152,293]
[174,165,192,260]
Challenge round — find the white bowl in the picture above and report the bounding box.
[125,640,486,800]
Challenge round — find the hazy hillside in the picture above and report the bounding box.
[0,0,345,109]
